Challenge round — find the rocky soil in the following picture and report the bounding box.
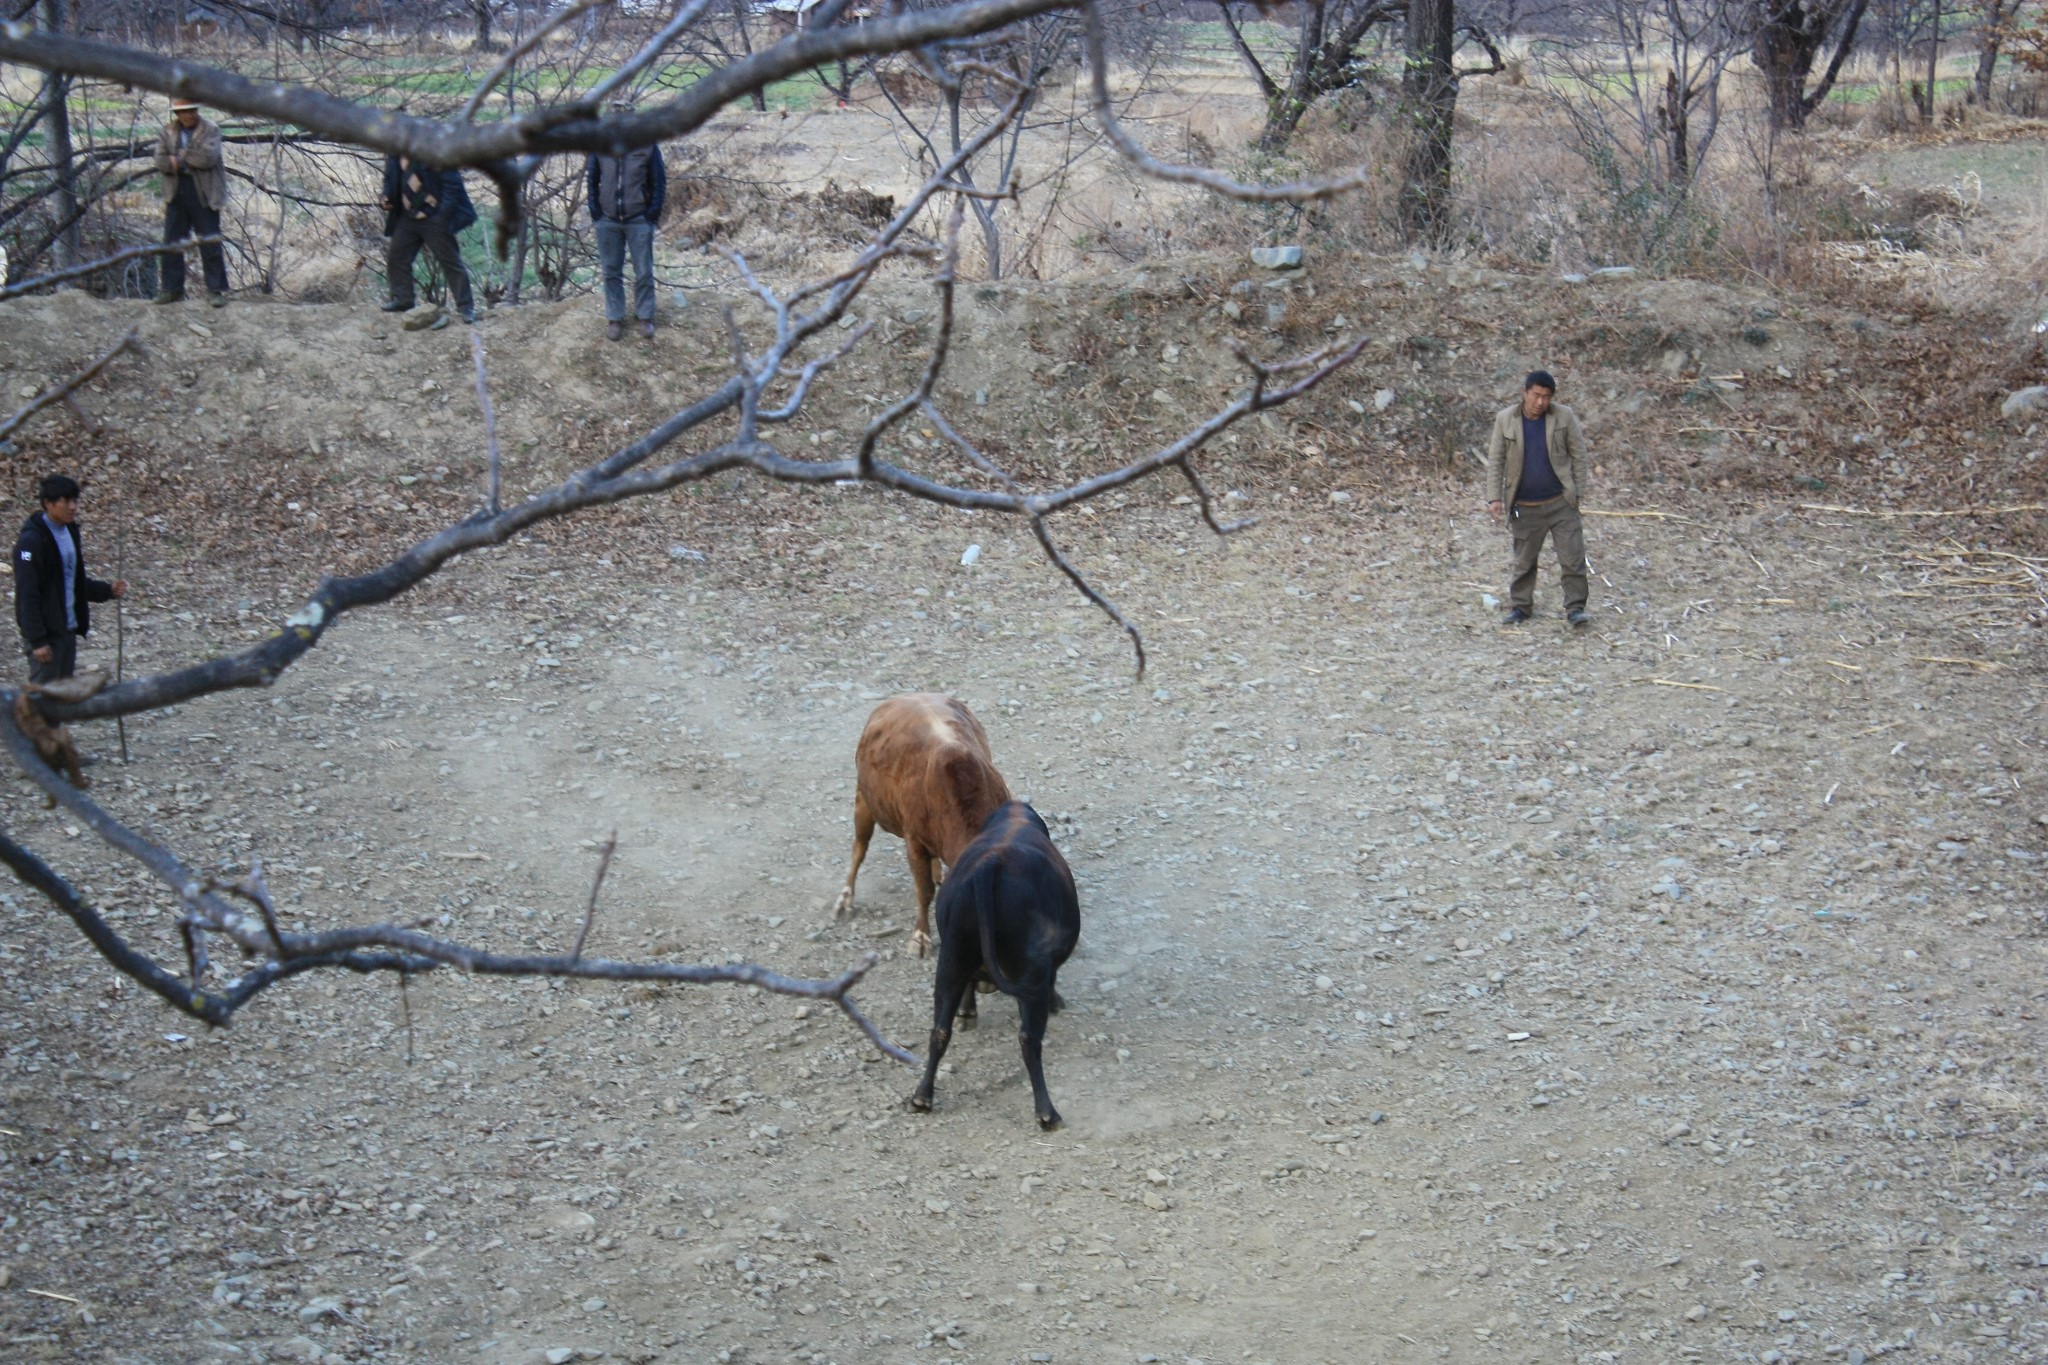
[0,266,2042,1365]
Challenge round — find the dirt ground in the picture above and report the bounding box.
[0,238,2044,1365]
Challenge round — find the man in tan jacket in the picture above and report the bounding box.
[153,100,229,306]
[1484,370,1590,626]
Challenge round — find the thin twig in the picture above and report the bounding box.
[398,969,414,1066]
[1032,514,1145,676]
[579,0,720,112]
[470,328,501,514]
[570,830,617,963]
[459,0,610,122]
[0,238,220,301]
[0,327,142,445]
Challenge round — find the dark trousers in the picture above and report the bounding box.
[26,632,77,684]
[1508,497,1589,613]
[386,215,474,315]
[162,177,228,297]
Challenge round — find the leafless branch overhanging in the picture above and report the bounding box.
[0,2,1368,1058]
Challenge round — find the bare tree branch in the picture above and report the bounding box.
[0,1,1373,1055]
[0,238,220,301]
[0,327,142,445]
[0,702,914,1061]
[459,0,612,122]
[0,0,1071,167]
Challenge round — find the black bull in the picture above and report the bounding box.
[910,801,1080,1130]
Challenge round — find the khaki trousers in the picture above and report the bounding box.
[1508,497,1587,613]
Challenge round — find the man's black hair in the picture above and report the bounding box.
[38,475,80,505]
[1524,370,1557,393]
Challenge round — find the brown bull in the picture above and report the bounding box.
[831,692,1011,957]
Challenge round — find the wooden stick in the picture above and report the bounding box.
[1634,678,1728,692]
[113,498,128,765]
[1801,502,2048,519]
[26,1289,81,1304]
[1912,656,2005,670]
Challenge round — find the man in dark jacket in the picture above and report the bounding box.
[585,98,667,341]
[14,475,125,684]
[380,153,478,324]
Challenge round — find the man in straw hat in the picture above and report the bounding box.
[584,96,667,342]
[152,99,229,307]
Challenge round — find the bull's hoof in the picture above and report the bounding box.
[909,929,931,959]
[830,888,853,920]
[1036,1109,1064,1132]
[909,1092,933,1113]
[956,1011,978,1031]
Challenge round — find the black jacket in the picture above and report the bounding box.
[14,512,113,648]
[585,146,667,224]
[381,156,478,237]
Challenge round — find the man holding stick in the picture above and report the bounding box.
[14,475,125,684]
[1485,370,1592,627]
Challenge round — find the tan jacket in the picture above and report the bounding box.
[1485,401,1588,511]
[155,117,227,211]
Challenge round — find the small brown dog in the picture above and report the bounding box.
[13,669,107,802]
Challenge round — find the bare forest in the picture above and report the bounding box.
[0,1,2044,1363]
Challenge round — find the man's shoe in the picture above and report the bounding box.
[379,299,412,313]
[1566,607,1590,627]
[1502,607,1531,626]
[640,319,655,340]
[152,291,184,305]
[460,310,477,325]
[207,292,227,309]
[606,320,624,342]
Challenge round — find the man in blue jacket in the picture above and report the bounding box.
[585,98,667,341]
[380,153,478,324]
[14,475,125,684]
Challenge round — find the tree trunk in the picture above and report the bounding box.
[1973,0,2007,105]
[1399,0,1458,243]
[1924,0,1941,123]
[1662,70,1689,185]
[1753,0,1871,130]
[1256,1,1326,154]
[41,0,79,278]
[473,2,496,53]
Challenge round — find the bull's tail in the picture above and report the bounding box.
[971,864,1044,1001]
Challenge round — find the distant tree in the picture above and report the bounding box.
[1217,0,1402,154]
[1752,0,1872,129]
[1971,0,2014,105]
[1398,0,1503,243]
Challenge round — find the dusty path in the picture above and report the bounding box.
[0,465,2042,1365]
